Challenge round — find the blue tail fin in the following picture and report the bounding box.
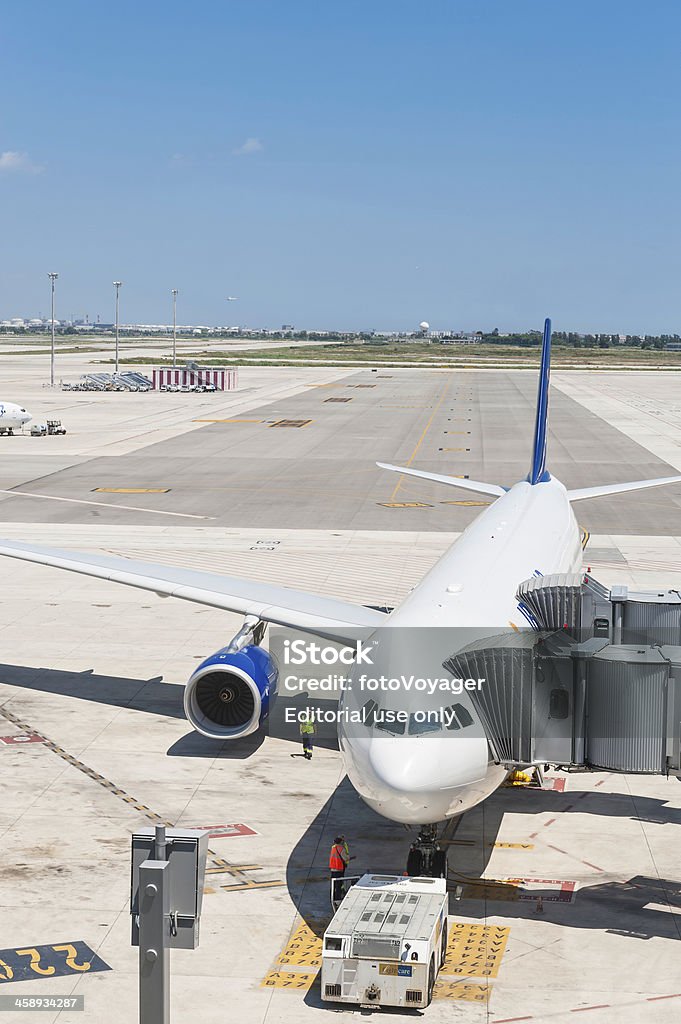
[528,318,552,484]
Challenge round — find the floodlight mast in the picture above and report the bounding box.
[113,281,122,373]
[172,289,178,366]
[48,272,58,386]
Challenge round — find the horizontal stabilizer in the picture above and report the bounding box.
[376,463,506,497]
[567,475,681,501]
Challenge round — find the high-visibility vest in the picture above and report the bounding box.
[329,844,345,871]
[300,720,315,735]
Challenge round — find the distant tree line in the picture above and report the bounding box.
[476,330,680,350]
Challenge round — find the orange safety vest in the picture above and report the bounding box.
[329,844,346,871]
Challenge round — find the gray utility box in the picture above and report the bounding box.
[130,828,209,949]
[445,573,681,776]
[322,874,448,1010]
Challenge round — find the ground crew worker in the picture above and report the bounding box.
[330,836,348,879]
[300,716,315,760]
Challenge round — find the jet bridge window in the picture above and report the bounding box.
[549,688,570,720]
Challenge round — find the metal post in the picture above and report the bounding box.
[171,290,178,367]
[113,281,122,373]
[154,825,167,862]
[139,859,170,1024]
[48,273,58,386]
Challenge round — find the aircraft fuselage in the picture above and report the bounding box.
[339,477,582,824]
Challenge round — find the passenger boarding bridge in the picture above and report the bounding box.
[446,573,681,777]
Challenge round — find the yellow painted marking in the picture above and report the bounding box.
[203,886,216,895]
[493,842,534,850]
[440,447,469,452]
[440,500,490,507]
[52,944,91,972]
[378,501,433,509]
[205,864,261,875]
[460,880,520,902]
[276,922,323,968]
[434,979,490,1002]
[442,923,510,979]
[15,949,55,977]
[193,418,262,423]
[261,970,317,990]
[581,528,590,550]
[269,419,312,428]
[390,377,451,500]
[221,879,285,892]
[94,488,170,494]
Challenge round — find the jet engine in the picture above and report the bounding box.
[184,643,278,739]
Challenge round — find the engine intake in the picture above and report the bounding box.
[184,644,277,739]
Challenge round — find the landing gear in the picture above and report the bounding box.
[405,825,448,879]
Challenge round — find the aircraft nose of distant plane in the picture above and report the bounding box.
[22,412,31,424]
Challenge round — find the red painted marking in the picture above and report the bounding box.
[581,860,604,873]
[517,877,577,903]
[529,832,538,839]
[549,777,566,792]
[0,733,43,745]
[570,1006,611,1013]
[192,823,258,839]
[647,994,681,1001]
[493,1018,535,1023]
[563,804,574,811]
[594,780,605,787]
[543,818,556,827]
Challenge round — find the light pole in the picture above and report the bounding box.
[172,289,178,366]
[48,272,58,386]
[113,281,122,373]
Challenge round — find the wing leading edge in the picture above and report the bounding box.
[0,539,386,644]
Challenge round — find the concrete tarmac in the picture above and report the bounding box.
[0,362,680,1023]
[0,367,679,533]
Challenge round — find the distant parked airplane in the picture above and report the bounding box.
[0,402,32,435]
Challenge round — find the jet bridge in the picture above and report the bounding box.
[444,574,681,776]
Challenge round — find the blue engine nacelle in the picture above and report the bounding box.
[184,644,278,739]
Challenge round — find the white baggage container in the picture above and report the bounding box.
[321,873,448,1009]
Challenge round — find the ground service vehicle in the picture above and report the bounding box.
[321,874,448,1009]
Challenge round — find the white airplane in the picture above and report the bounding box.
[0,402,32,434]
[0,319,679,843]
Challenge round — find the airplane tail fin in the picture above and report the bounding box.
[528,317,552,484]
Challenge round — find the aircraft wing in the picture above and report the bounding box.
[0,539,387,644]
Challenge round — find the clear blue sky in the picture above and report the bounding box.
[2,1,681,333]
